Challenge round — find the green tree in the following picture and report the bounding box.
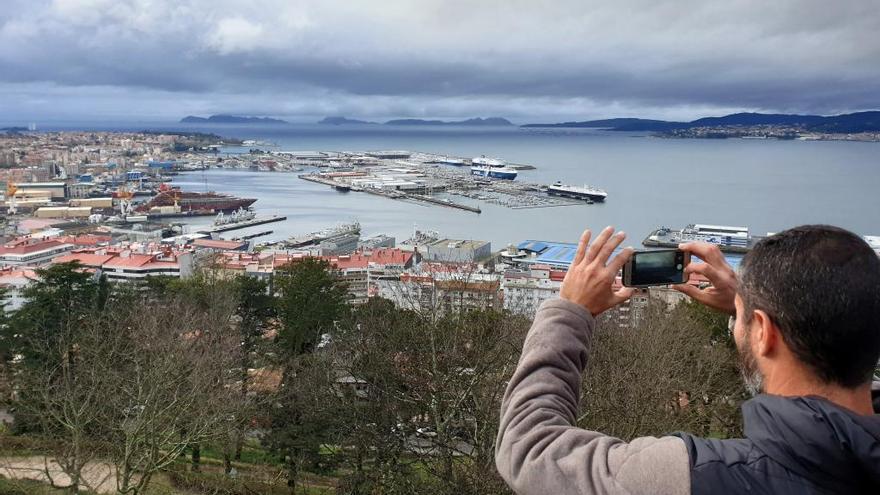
[5,262,110,492]
[275,259,348,357]
[228,275,275,467]
[9,262,108,366]
[269,259,348,490]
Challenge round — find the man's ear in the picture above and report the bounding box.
[750,309,780,358]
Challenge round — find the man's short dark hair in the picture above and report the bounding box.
[739,225,880,388]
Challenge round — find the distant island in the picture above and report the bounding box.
[319,116,514,126]
[0,126,28,133]
[385,117,513,126]
[180,114,288,124]
[318,116,378,125]
[522,111,880,134]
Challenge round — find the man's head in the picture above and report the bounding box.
[733,225,880,395]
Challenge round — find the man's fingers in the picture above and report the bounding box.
[595,231,626,267]
[614,287,634,304]
[679,242,727,266]
[584,226,614,265]
[685,261,721,282]
[573,229,591,266]
[673,283,701,298]
[607,246,634,274]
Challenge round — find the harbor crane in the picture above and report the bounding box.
[6,182,17,215]
[116,183,135,217]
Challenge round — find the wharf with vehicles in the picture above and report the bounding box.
[197,214,287,234]
[283,222,362,252]
[642,224,761,253]
[292,151,605,212]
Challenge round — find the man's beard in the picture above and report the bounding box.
[737,339,764,397]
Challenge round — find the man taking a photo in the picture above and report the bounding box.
[496,224,879,494]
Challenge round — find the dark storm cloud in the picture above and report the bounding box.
[1,0,878,121]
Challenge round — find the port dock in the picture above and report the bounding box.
[300,174,482,214]
[197,215,287,234]
[642,225,761,254]
[183,148,602,213]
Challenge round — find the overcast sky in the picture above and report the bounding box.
[1,0,878,123]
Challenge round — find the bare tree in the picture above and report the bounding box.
[12,332,107,493]
[579,300,746,440]
[308,298,528,495]
[9,285,248,495]
[90,295,243,495]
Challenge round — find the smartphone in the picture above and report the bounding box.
[622,249,690,287]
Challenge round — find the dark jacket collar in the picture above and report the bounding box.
[742,390,880,492]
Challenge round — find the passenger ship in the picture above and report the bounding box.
[546,182,608,202]
[470,156,518,180]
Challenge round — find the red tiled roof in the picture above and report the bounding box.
[53,253,116,267]
[58,234,112,246]
[193,238,248,250]
[327,249,413,270]
[103,254,160,269]
[0,267,39,284]
[0,237,68,255]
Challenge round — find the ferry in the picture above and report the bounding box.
[470,156,518,180]
[643,224,760,253]
[438,156,467,166]
[547,182,607,203]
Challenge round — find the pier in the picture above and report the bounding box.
[197,215,287,234]
[299,174,482,214]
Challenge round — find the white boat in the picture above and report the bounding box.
[472,156,506,167]
[214,207,256,226]
[438,156,466,166]
[470,156,518,180]
[546,182,607,202]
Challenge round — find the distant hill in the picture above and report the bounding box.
[180,115,288,124]
[522,118,684,130]
[384,117,514,126]
[318,116,377,125]
[807,111,880,133]
[522,111,880,133]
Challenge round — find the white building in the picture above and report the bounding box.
[0,237,74,266]
[502,264,565,315]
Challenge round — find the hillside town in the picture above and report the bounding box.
[0,130,713,325]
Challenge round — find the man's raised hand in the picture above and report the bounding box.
[560,227,635,317]
[673,242,738,316]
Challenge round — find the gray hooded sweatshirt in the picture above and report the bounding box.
[495,299,880,495]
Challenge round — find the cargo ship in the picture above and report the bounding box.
[546,182,607,203]
[470,156,518,180]
[643,224,761,253]
[136,188,256,214]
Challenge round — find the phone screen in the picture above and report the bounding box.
[628,250,686,286]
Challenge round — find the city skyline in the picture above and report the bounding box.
[1,0,879,122]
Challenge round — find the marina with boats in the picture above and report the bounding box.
[293,151,605,212]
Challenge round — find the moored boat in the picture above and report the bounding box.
[546,181,607,202]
